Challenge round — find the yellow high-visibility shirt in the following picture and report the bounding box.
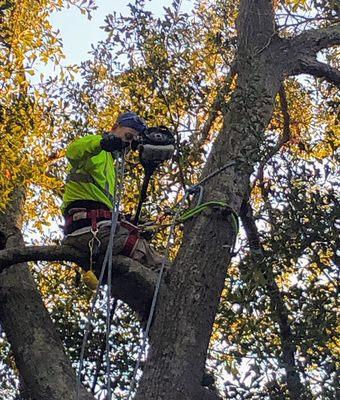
[61,135,116,213]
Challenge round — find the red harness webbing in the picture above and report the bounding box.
[65,209,112,231]
[65,210,140,257]
[120,221,140,257]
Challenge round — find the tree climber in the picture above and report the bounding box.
[61,112,172,285]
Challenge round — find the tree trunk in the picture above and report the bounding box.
[0,190,94,400]
[2,1,338,399]
[135,2,284,399]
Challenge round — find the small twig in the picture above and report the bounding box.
[256,32,277,54]
[252,84,291,190]
[191,63,237,147]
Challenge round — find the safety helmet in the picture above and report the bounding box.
[116,112,147,134]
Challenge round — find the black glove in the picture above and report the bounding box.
[131,139,140,151]
[100,132,129,152]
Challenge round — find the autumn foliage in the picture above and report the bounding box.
[0,0,339,399]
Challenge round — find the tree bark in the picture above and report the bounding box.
[0,192,94,400]
[1,2,339,400]
[0,246,158,320]
[240,200,305,400]
[134,1,283,399]
[279,23,340,81]
[292,57,340,86]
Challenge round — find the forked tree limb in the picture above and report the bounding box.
[0,245,158,319]
[280,23,340,85]
[292,57,340,86]
[289,23,340,54]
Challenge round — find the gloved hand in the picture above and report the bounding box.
[100,132,130,152]
[138,144,175,163]
[131,138,141,152]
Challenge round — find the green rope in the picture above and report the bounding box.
[178,201,239,234]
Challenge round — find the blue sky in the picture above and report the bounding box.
[50,0,193,66]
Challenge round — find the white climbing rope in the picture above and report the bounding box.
[126,159,238,399]
[126,190,190,400]
[76,155,237,399]
[76,151,125,400]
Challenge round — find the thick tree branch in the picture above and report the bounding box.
[293,57,340,86]
[237,0,275,53]
[135,2,282,397]
[240,200,263,254]
[240,201,304,400]
[0,244,81,268]
[0,245,158,319]
[1,207,95,400]
[290,23,340,55]
[281,23,340,81]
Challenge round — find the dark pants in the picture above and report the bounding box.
[62,223,164,276]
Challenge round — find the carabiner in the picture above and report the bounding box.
[88,229,101,270]
[187,184,204,207]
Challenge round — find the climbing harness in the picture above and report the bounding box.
[83,230,101,290]
[76,150,126,400]
[119,220,141,256]
[80,219,141,291]
[126,160,239,399]
[75,140,239,399]
[64,209,113,233]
